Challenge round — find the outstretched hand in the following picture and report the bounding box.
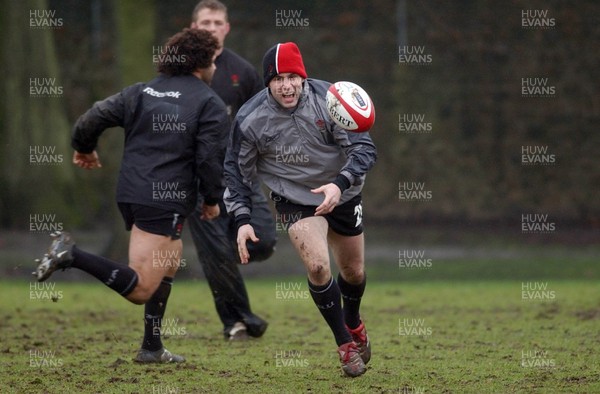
[73,151,102,169]
[311,183,341,215]
[237,224,259,264]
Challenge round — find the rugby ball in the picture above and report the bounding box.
[326,81,375,132]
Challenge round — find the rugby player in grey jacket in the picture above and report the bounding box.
[224,42,377,377]
[34,29,228,363]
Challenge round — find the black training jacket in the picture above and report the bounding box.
[72,74,230,216]
[210,48,263,119]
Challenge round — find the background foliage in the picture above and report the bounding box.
[1,0,598,234]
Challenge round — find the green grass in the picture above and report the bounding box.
[365,257,600,282]
[0,279,598,393]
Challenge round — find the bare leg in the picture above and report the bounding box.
[288,217,366,376]
[328,231,365,284]
[126,225,180,304]
[288,216,352,346]
[288,216,331,285]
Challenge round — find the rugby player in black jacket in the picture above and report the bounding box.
[189,0,276,341]
[33,28,229,363]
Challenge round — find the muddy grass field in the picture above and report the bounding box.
[1,277,598,393]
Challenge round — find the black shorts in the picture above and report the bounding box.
[271,193,363,236]
[118,203,185,240]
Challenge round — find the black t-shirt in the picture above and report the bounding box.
[210,48,263,119]
[72,74,230,215]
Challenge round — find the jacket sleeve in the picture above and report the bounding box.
[223,116,257,228]
[332,128,378,192]
[71,83,142,153]
[196,97,230,205]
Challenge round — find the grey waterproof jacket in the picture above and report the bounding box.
[224,78,377,226]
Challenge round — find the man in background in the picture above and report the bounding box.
[189,0,277,341]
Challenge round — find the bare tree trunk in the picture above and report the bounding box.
[0,0,74,227]
[102,0,156,260]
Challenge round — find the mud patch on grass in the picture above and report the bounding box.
[574,308,600,321]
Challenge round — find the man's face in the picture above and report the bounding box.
[191,8,230,49]
[268,73,304,109]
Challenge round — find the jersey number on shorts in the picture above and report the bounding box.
[354,203,363,227]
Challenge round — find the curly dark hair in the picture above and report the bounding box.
[157,28,218,76]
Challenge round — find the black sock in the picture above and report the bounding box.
[337,273,366,330]
[142,277,173,351]
[71,246,138,296]
[308,277,352,346]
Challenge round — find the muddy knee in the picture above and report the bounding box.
[307,262,331,285]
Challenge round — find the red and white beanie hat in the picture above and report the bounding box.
[262,42,307,86]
